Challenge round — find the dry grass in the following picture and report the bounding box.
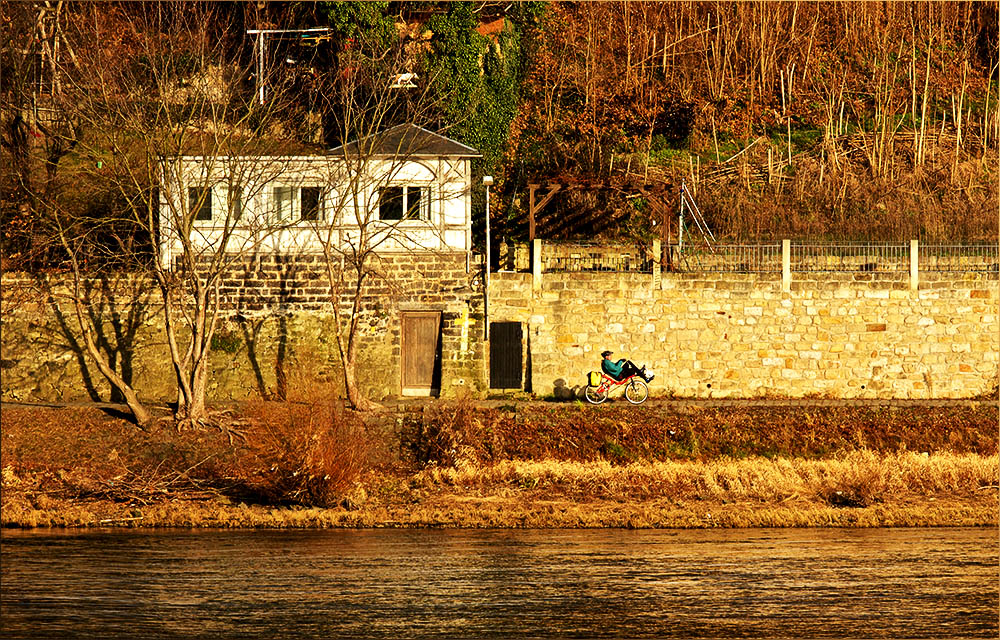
[403,403,999,465]
[234,398,378,507]
[2,401,997,528]
[4,452,995,529]
[0,398,381,512]
[414,452,999,507]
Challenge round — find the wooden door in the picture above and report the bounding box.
[401,312,441,396]
[489,322,523,389]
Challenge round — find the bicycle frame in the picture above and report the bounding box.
[586,370,649,405]
[594,372,641,394]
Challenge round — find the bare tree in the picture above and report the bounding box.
[36,2,308,427]
[1,2,159,425]
[1,1,83,267]
[300,42,478,411]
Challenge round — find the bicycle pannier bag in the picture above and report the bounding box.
[589,371,601,386]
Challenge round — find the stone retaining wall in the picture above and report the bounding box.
[3,253,997,403]
[489,270,999,399]
[1,252,484,403]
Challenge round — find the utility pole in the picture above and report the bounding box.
[246,27,332,106]
[483,175,493,341]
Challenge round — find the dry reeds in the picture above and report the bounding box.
[517,2,999,244]
[414,452,999,509]
[2,402,996,528]
[402,404,998,466]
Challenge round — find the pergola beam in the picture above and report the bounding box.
[525,180,672,241]
[527,183,561,241]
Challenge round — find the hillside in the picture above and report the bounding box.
[506,2,999,243]
[2,1,998,268]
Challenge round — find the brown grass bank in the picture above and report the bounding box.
[1,401,997,529]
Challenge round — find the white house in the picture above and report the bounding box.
[158,124,482,269]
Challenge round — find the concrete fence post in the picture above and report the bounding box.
[910,239,919,291]
[532,238,542,291]
[782,239,791,293]
[651,239,661,289]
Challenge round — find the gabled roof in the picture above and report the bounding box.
[328,124,481,158]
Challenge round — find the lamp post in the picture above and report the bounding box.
[483,175,493,341]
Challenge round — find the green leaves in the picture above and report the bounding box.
[322,1,396,52]
[424,3,524,172]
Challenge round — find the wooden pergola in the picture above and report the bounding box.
[526,180,676,242]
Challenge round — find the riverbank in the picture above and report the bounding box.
[2,401,997,529]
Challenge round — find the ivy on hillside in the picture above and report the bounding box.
[424,2,524,173]
[321,1,396,52]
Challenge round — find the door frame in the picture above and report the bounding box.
[400,311,442,397]
[489,321,524,390]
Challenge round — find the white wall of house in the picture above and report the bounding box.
[158,154,473,269]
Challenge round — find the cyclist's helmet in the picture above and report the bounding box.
[601,350,613,358]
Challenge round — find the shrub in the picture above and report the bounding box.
[404,396,482,468]
[238,399,371,507]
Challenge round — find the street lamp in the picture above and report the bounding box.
[483,175,493,341]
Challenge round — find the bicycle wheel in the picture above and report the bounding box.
[585,384,608,404]
[625,379,648,404]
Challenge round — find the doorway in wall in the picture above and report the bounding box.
[489,321,523,389]
[400,312,442,396]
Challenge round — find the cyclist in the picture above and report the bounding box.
[601,350,654,383]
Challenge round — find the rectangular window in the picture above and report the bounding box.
[379,186,428,221]
[273,186,293,221]
[407,186,424,219]
[301,187,321,221]
[379,186,404,220]
[189,187,212,221]
[229,186,243,221]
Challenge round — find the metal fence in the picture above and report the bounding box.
[542,244,652,273]
[919,244,999,272]
[526,240,998,274]
[675,244,782,273]
[677,242,998,273]
[789,243,910,272]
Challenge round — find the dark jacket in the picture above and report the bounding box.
[601,358,625,379]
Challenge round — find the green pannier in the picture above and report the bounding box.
[588,371,602,386]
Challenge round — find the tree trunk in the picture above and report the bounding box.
[324,259,382,412]
[342,353,379,412]
[70,291,153,427]
[186,363,209,422]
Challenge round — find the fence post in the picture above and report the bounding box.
[532,238,542,292]
[652,239,661,289]
[910,239,919,291]
[782,239,791,292]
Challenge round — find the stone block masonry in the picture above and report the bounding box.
[489,270,999,399]
[3,251,997,402]
[1,252,485,403]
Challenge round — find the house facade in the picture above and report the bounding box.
[157,124,487,398]
[158,124,480,268]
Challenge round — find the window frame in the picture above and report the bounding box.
[272,185,324,223]
[300,186,322,222]
[378,184,431,222]
[189,186,213,222]
[228,185,244,221]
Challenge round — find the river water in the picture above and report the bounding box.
[1,527,996,639]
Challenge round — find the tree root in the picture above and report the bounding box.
[170,410,248,444]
